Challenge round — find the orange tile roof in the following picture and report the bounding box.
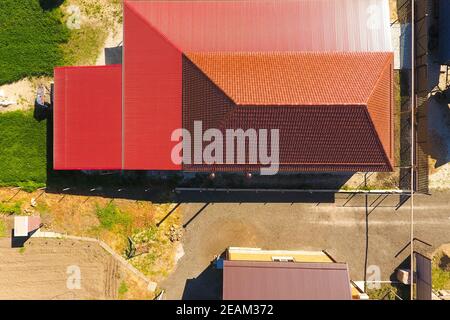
[185,52,392,106]
[183,52,394,171]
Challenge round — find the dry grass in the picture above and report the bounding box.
[389,0,399,23]
[0,187,181,283]
[61,0,122,65]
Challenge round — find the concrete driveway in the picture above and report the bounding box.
[160,191,450,299]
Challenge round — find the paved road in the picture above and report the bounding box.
[160,191,450,299]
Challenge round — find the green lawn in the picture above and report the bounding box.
[0,111,47,191]
[0,0,69,85]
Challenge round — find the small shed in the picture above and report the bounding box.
[13,216,41,237]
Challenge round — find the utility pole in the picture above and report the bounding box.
[410,0,415,301]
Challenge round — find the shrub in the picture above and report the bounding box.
[0,202,22,215]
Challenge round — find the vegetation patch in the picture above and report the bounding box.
[367,283,409,300]
[60,0,122,65]
[0,111,47,191]
[0,202,22,215]
[61,24,107,66]
[432,251,450,290]
[0,219,7,237]
[95,202,132,232]
[118,281,128,299]
[0,0,69,85]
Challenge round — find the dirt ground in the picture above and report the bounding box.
[0,77,52,113]
[0,237,152,300]
[62,0,123,65]
[0,187,181,283]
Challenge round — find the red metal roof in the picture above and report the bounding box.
[223,260,352,300]
[123,3,182,170]
[53,65,122,170]
[125,0,392,52]
[53,1,394,172]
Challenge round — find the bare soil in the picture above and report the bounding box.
[0,77,52,113]
[0,237,152,300]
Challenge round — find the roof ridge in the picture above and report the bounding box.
[186,51,393,56]
[184,53,239,105]
[124,1,183,54]
[361,105,393,170]
[365,53,393,104]
[236,103,368,107]
[364,54,394,169]
[186,51,391,106]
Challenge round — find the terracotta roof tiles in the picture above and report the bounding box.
[185,52,392,106]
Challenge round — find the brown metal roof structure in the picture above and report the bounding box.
[223,260,352,300]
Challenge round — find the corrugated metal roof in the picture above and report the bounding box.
[126,0,392,52]
[123,3,182,170]
[53,65,122,170]
[223,260,352,300]
[185,52,391,105]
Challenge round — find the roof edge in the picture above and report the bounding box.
[361,105,394,171]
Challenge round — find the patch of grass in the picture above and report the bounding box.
[367,283,409,300]
[130,251,160,276]
[118,281,129,299]
[0,202,22,215]
[0,111,47,190]
[432,253,450,290]
[0,0,69,85]
[131,227,158,245]
[61,24,107,65]
[0,220,7,237]
[95,203,132,232]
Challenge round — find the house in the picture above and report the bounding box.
[222,247,368,300]
[54,0,394,173]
